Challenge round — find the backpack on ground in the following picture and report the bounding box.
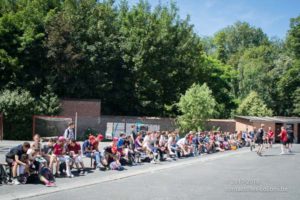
[0,164,9,184]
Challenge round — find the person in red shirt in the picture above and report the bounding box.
[267,127,274,148]
[67,139,86,175]
[278,126,288,155]
[51,136,73,178]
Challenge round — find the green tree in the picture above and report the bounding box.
[177,83,216,131]
[0,89,35,140]
[200,56,237,118]
[119,1,204,116]
[0,0,61,95]
[286,16,300,58]
[213,21,269,66]
[236,91,273,116]
[237,45,279,108]
[35,85,61,115]
[293,87,300,116]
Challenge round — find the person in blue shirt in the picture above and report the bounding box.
[117,133,126,151]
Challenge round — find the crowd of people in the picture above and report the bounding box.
[0,122,294,186]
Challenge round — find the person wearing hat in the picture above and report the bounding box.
[82,134,105,170]
[51,136,73,178]
[101,137,123,170]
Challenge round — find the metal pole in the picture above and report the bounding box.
[75,112,78,140]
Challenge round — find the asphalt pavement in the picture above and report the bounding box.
[1,141,299,200]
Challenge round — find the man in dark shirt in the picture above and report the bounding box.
[5,142,31,184]
[256,124,265,156]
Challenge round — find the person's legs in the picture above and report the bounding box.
[55,159,60,175]
[280,144,286,154]
[39,174,56,187]
[9,161,21,185]
[49,155,55,171]
[93,152,105,168]
[288,139,293,152]
[12,163,18,178]
[64,156,73,177]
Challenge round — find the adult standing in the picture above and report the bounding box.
[278,126,288,155]
[286,128,294,153]
[256,124,265,156]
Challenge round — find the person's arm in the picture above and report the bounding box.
[136,139,142,147]
[84,146,91,153]
[14,155,27,166]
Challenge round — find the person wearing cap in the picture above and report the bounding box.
[82,134,105,170]
[51,136,74,178]
[64,122,75,142]
[102,137,123,170]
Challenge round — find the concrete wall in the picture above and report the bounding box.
[99,115,177,137]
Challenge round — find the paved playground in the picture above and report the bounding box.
[1,141,299,200]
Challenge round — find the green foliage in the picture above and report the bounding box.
[293,87,300,116]
[237,45,278,109]
[177,83,216,131]
[213,21,269,66]
[200,56,237,118]
[0,87,61,140]
[35,85,61,115]
[236,91,273,117]
[0,0,300,131]
[0,89,35,140]
[286,16,300,58]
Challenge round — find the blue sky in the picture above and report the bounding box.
[126,0,300,38]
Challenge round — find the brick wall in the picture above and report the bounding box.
[206,119,236,132]
[60,99,101,138]
[61,99,101,117]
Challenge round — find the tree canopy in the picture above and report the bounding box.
[0,0,300,131]
[177,83,216,131]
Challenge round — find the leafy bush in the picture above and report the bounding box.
[0,87,60,140]
[0,89,35,140]
[177,83,217,132]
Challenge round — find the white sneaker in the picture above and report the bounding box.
[150,160,157,164]
[13,179,21,185]
[67,174,74,178]
[166,157,172,161]
[280,152,285,155]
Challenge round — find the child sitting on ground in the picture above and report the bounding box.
[39,164,56,187]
